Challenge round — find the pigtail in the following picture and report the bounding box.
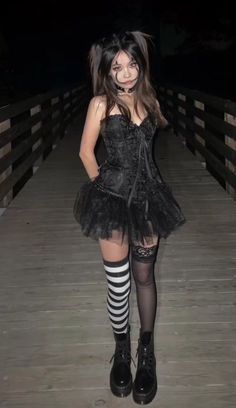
[88,41,104,95]
[129,31,154,78]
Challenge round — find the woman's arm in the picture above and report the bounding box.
[79,96,105,180]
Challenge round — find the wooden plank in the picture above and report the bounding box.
[0,291,234,313]
[0,305,235,332]
[161,82,236,117]
[0,278,235,301]
[0,83,84,122]
[0,119,236,408]
[0,265,234,286]
[0,387,236,408]
[1,323,235,349]
[1,338,236,367]
[1,360,236,393]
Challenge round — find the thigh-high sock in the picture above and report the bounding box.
[103,256,131,334]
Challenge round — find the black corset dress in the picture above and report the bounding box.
[73,114,186,245]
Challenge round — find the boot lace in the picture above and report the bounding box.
[136,341,155,376]
[110,340,136,368]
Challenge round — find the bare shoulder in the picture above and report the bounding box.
[88,95,107,120]
[155,98,161,108]
[80,96,107,154]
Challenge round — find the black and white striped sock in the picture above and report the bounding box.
[103,256,131,334]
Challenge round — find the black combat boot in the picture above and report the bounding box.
[133,330,157,405]
[109,325,133,397]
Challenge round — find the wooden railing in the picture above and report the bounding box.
[159,84,236,199]
[1,81,235,210]
[0,83,88,209]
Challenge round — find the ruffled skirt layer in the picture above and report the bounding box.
[73,178,186,245]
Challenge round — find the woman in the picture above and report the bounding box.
[73,30,186,405]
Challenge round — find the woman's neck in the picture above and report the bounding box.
[116,84,136,95]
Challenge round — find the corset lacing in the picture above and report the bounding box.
[127,129,163,220]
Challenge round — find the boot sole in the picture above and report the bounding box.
[110,376,132,398]
[132,380,157,405]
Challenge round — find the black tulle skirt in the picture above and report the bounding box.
[73,177,186,245]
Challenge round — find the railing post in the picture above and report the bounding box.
[0,118,12,211]
[167,88,175,127]
[31,104,42,174]
[51,96,61,149]
[63,90,71,130]
[177,92,187,145]
[194,100,206,166]
[11,109,33,197]
[41,98,52,160]
[185,94,195,155]
[225,112,236,199]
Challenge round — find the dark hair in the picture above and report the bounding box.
[89,31,165,127]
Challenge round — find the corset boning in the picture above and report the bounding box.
[95,126,163,220]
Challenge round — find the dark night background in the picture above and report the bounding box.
[1,0,236,106]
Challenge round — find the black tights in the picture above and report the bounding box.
[131,243,159,333]
[103,240,159,335]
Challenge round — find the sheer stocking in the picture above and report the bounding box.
[131,243,159,333]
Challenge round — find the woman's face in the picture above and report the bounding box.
[110,50,139,91]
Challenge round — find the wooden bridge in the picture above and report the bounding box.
[0,84,236,407]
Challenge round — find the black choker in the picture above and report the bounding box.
[116,84,136,94]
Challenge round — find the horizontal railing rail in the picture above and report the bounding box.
[159,84,236,199]
[0,82,89,208]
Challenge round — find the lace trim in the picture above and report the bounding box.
[132,244,158,262]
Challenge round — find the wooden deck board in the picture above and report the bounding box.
[1,388,236,408]
[0,115,236,407]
